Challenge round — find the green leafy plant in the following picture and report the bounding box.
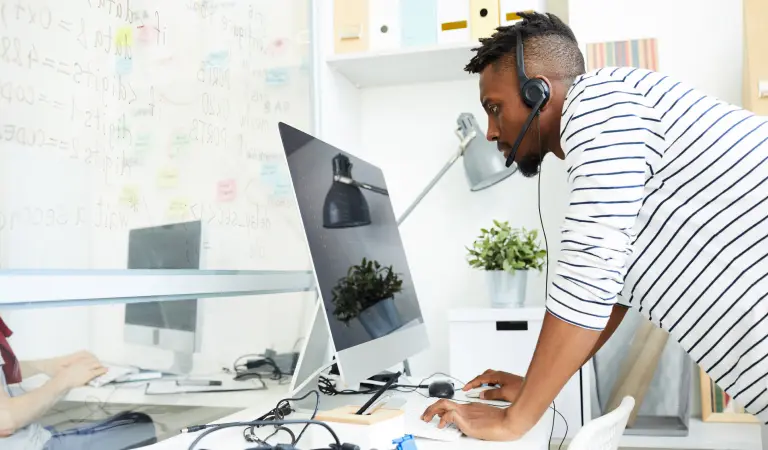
[331,257,403,324]
[466,220,547,274]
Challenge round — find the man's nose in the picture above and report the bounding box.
[486,124,499,142]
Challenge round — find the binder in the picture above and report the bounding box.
[437,0,470,44]
[369,0,401,51]
[499,0,544,26]
[470,0,500,41]
[334,0,369,54]
[400,0,437,48]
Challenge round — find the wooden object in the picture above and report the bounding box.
[699,367,760,424]
[743,0,768,114]
[605,320,669,427]
[312,405,405,450]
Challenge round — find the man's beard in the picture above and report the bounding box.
[517,151,543,178]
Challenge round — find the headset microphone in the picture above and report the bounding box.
[504,96,545,168]
[505,27,550,168]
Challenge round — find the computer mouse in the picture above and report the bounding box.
[233,370,263,382]
[428,381,455,399]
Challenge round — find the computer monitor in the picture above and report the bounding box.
[124,220,203,374]
[278,122,429,399]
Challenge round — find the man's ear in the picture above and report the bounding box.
[537,76,554,113]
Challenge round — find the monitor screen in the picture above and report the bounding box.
[126,221,201,333]
[281,124,425,353]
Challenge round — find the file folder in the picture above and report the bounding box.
[369,0,401,51]
[400,0,437,48]
[470,0,500,41]
[437,0,470,44]
[334,0,369,54]
[499,0,544,26]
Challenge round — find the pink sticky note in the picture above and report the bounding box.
[217,179,237,202]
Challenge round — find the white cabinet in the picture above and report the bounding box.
[448,307,590,440]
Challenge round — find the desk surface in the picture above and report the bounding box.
[142,389,554,450]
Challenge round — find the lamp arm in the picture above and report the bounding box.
[396,129,476,226]
[334,175,389,195]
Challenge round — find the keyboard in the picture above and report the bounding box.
[403,400,462,442]
[88,364,140,388]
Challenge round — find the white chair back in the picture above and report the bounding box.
[567,396,635,450]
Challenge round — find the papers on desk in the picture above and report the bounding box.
[145,378,268,395]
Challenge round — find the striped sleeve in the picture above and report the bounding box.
[547,83,666,330]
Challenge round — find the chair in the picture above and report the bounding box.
[567,396,636,450]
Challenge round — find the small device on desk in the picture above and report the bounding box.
[427,381,454,399]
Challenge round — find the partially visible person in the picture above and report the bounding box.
[0,315,156,450]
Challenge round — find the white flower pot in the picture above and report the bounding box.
[486,270,528,308]
[358,297,403,338]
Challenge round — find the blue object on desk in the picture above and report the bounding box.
[393,434,417,450]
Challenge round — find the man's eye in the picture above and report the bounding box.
[489,105,499,115]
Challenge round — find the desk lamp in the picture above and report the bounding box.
[322,112,516,228]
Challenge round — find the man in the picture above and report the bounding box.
[0,315,156,449]
[422,12,768,443]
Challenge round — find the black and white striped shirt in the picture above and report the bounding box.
[548,67,768,423]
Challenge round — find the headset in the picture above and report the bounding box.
[505,28,551,168]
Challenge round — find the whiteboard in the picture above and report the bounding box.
[0,0,313,272]
[0,0,316,363]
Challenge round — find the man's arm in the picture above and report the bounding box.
[583,304,629,365]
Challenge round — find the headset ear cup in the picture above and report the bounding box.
[523,80,550,109]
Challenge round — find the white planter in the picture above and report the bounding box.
[486,270,528,308]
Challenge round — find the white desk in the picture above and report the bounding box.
[21,372,286,409]
[142,389,555,450]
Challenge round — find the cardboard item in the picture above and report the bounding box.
[311,405,405,450]
[605,320,669,427]
[469,0,500,41]
[437,0,470,44]
[369,0,401,51]
[334,0,369,54]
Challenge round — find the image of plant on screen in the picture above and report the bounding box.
[466,220,547,274]
[331,258,403,324]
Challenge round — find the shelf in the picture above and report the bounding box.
[326,43,479,88]
[619,418,763,449]
[0,269,315,308]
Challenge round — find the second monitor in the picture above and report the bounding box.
[279,122,429,391]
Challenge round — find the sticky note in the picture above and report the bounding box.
[116,26,133,47]
[205,51,229,68]
[266,68,290,85]
[119,185,140,209]
[116,56,133,75]
[217,179,237,202]
[157,167,178,189]
[167,198,189,220]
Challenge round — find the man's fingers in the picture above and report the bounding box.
[463,373,491,391]
[421,400,446,421]
[480,388,504,400]
[437,410,455,429]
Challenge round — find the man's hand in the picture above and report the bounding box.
[36,351,100,378]
[463,369,523,402]
[420,399,522,441]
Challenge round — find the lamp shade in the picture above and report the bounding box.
[323,154,371,228]
[457,113,517,191]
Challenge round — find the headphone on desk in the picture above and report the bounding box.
[504,28,551,168]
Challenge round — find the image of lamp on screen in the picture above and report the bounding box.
[331,257,404,339]
[322,153,390,228]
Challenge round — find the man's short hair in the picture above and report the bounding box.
[465,12,586,84]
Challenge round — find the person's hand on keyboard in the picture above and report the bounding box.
[32,350,101,378]
[53,359,108,390]
[420,399,522,441]
[462,369,523,402]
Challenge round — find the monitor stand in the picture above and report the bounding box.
[289,295,411,413]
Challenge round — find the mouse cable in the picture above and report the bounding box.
[547,401,568,450]
[182,417,342,450]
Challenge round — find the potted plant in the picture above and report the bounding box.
[331,257,404,338]
[466,220,547,307]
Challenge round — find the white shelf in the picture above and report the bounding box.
[326,43,479,88]
[618,418,763,449]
